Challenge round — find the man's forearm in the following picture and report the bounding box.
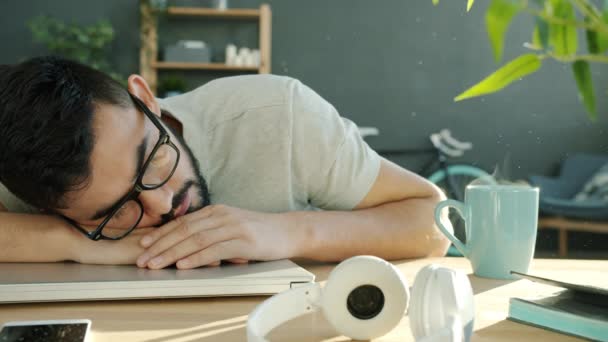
[285,195,450,262]
[0,212,78,262]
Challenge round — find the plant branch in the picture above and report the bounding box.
[571,0,600,22]
[525,8,592,29]
[570,0,608,35]
[544,52,608,63]
[524,4,608,36]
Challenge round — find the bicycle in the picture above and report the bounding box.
[360,127,494,250]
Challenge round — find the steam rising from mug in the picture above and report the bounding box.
[469,153,532,188]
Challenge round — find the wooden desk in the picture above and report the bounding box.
[1,257,606,341]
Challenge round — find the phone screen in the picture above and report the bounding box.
[0,322,88,342]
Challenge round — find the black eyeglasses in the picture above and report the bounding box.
[64,94,181,241]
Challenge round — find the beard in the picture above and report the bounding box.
[159,124,211,225]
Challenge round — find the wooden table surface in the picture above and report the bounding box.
[1,257,606,341]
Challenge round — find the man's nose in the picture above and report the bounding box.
[138,186,174,218]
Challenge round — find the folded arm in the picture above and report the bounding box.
[292,158,450,261]
[0,205,151,264]
[137,158,451,269]
[0,209,79,262]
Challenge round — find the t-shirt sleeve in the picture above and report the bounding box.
[0,181,36,213]
[290,79,381,210]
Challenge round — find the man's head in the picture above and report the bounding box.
[0,56,209,231]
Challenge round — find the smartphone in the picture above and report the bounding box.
[0,319,91,342]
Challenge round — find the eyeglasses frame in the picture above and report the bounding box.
[64,94,181,241]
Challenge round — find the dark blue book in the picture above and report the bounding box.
[508,272,608,342]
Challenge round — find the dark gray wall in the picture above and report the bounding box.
[2,1,608,251]
[0,0,140,74]
[2,0,607,179]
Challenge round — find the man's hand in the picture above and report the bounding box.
[136,205,301,269]
[72,227,156,265]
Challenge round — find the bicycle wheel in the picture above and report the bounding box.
[428,164,493,244]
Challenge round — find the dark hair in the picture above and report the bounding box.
[0,56,131,210]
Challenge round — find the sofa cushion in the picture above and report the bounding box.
[574,163,608,202]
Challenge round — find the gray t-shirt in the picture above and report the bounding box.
[0,75,381,213]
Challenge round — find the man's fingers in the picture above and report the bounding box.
[227,258,249,264]
[138,215,223,267]
[140,206,213,248]
[175,240,242,270]
[141,226,232,269]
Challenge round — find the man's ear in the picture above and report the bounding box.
[127,74,161,117]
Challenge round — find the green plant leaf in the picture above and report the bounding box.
[432,0,439,5]
[532,26,542,49]
[467,0,474,12]
[548,0,577,56]
[587,28,599,53]
[27,15,123,82]
[586,13,600,54]
[582,0,608,54]
[532,17,549,49]
[531,0,544,8]
[598,10,608,53]
[486,0,520,63]
[454,54,542,101]
[572,61,597,120]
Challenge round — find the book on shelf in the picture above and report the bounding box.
[508,271,608,342]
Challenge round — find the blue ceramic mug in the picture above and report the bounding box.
[434,185,539,279]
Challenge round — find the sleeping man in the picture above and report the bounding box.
[0,56,450,269]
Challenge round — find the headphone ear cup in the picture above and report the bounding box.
[320,256,409,340]
[409,264,475,342]
[409,264,437,339]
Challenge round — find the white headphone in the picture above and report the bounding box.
[247,255,475,342]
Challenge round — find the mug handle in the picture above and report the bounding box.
[434,199,470,257]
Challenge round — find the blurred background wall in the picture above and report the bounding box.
[2,0,607,253]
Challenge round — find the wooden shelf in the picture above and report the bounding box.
[166,7,260,19]
[140,2,272,94]
[153,61,259,71]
